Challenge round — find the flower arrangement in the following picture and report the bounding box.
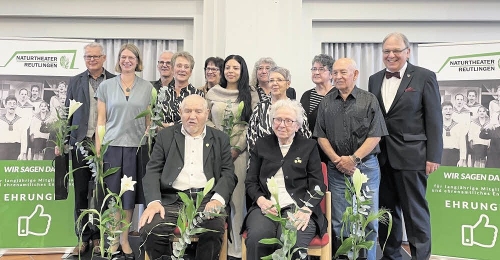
[141,178,223,260]
[74,125,128,259]
[51,99,82,154]
[259,177,323,260]
[221,100,247,151]
[335,169,392,260]
[136,87,164,156]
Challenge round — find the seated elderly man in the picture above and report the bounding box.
[140,94,237,260]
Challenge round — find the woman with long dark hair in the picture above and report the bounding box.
[205,54,259,259]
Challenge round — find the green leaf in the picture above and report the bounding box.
[135,109,151,119]
[335,237,354,257]
[203,178,215,196]
[264,214,284,223]
[259,238,282,245]
[177,192,194,210]
[260,255,273,260]
[357,240,374,250]
[102,167,120,178]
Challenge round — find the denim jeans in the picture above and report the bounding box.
[329,155,380,260]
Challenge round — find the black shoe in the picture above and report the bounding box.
[120,252,135,260]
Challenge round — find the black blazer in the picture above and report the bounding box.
[66,69,115,146]
[243,134,327,236]
[368,63,443,170]
[143,124,237,206]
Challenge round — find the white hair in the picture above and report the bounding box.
[269,99,304,126]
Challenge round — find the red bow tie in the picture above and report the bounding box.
[385,71,401,79]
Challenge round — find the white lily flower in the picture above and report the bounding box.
[352,169,369,198]
[97,125,106,144]
[68,99,83,118]
[266,176,279,201]
[119,175,136,196]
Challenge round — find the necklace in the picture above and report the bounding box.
[121,77,135,92]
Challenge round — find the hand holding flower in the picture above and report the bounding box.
[204,200,223,219]
[257,196,278,216]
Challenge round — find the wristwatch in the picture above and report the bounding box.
[351,154,362,166]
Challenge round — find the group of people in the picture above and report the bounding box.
[441,89,500,168]
[0,81,68,160]
[63,32,447,260]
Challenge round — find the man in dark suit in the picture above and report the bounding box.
[139,94,237,260]
[368,32,443,260]
[64,42,115,256]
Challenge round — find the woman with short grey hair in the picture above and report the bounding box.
[247,66,310,152]
[250,57,296,101]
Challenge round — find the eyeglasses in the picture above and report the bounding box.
[176,64,191,70]
[83,55,103,61]
[120,55,136,61]
[158,61,171,66]
[268,79,288,84]
[311,67,328,73]
[382,47,408,55]
[273,118,296,127]
[205,67,220,72]
[258,66,271,71]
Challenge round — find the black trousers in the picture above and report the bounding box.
[378,162,431,260]
[140,196,226,260]
[71,141,100,242]
[244,207,316,260]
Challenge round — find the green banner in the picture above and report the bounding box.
[428,166,500,259]
[0,160,76,248]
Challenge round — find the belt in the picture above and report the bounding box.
[182,188,204,195]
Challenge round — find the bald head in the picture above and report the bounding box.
[179,95,209,137]
[332,58,359,93]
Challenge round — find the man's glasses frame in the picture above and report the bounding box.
[382,47,409,55]
[83,55,103,61]
[158,61,172,66]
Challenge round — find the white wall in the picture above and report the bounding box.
[1,0,500,96]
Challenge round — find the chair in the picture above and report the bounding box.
[241,162,332,260]
[144,225,228,260]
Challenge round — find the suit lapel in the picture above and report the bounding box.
[372,71,388,116]
[174,128,185,162]
[81,73,90,104]
[387,64,415,113]
[203,129,214,165]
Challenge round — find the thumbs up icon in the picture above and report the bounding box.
[17,204,52,236]
[462,214,498,248]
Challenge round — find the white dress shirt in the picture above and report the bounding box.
[382,62,408,112]
[171,126,225,205]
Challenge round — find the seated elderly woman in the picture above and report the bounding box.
[243,99,327,260]
[247,66,311,152]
